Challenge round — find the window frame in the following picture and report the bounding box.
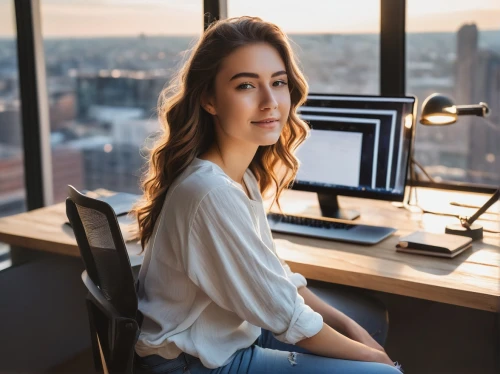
[14,0,53,210]
[14,0,498,210]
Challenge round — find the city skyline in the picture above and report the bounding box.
[1,14,499,211]
[0,0,499,37]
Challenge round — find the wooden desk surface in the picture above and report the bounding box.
[0,188,499,312]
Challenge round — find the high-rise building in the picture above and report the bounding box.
[75,70,166,121]
[467,50,500,184]
[82,143,145,195]
[455,24,500,184]
[0,102,21,147]
[451,24,479,174]
[0,146,24,216]
[51,146,85,203]
[455,24,478,109]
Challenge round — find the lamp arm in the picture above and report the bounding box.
[455,102,490,117]
[465,189,500,226]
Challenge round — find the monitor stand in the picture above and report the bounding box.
[317,193,360,221]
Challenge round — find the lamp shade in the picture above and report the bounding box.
[420,93,457,126]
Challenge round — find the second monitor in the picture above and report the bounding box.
[294,93,416,220]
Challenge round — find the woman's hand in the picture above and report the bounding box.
[371,349,396,366]
[344,320,385,352]
[345,321,398,368]
[297,323,397,367]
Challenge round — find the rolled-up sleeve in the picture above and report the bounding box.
[184,185,323,344]
[279,260,308,289]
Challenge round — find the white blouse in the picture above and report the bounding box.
[135,158,323,369]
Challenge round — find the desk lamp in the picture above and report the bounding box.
[409,93,491,186]
[418,93,494,240]
[420,93,490,126]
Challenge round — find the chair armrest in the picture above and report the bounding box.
[81,270,121,318]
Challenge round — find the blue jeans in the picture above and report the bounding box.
[134,283,398,374]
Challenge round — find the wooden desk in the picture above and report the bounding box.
[0,188,499,312]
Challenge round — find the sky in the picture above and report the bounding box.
[0,0,499,37]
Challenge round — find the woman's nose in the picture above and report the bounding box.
[260,88,278,110]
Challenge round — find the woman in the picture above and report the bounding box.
[132,16,402,374]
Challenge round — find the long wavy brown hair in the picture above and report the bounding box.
[132,16,310,250]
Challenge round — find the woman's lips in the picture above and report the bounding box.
[252,120,279,128]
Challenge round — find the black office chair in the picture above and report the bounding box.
[66,185,142,374]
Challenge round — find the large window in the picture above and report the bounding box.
[228,0,380,95]
[40,0,203,201]
[0,0,24,267]
[407,0,500,186]
[0,0,25,218]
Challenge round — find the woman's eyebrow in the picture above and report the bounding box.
[229,70,287,81]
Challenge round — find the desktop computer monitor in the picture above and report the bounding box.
[293,93,417,220]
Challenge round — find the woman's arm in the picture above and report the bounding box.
[186,187,324,345]
[296,323,394,365]
[298,286,351,334]
[298,286,386,352]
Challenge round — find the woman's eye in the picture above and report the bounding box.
[237,83,254,90]
[273,80,288,87]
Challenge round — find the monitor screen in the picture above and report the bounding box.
[292,94,416,219]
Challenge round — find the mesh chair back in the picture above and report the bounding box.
[66,185,137,318]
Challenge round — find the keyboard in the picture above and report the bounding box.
[267,213,396,245]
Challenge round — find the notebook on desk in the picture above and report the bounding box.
[396,231,472,258]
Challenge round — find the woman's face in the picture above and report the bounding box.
[205,42,291,148]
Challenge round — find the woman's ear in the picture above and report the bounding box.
[201,92,217,115]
